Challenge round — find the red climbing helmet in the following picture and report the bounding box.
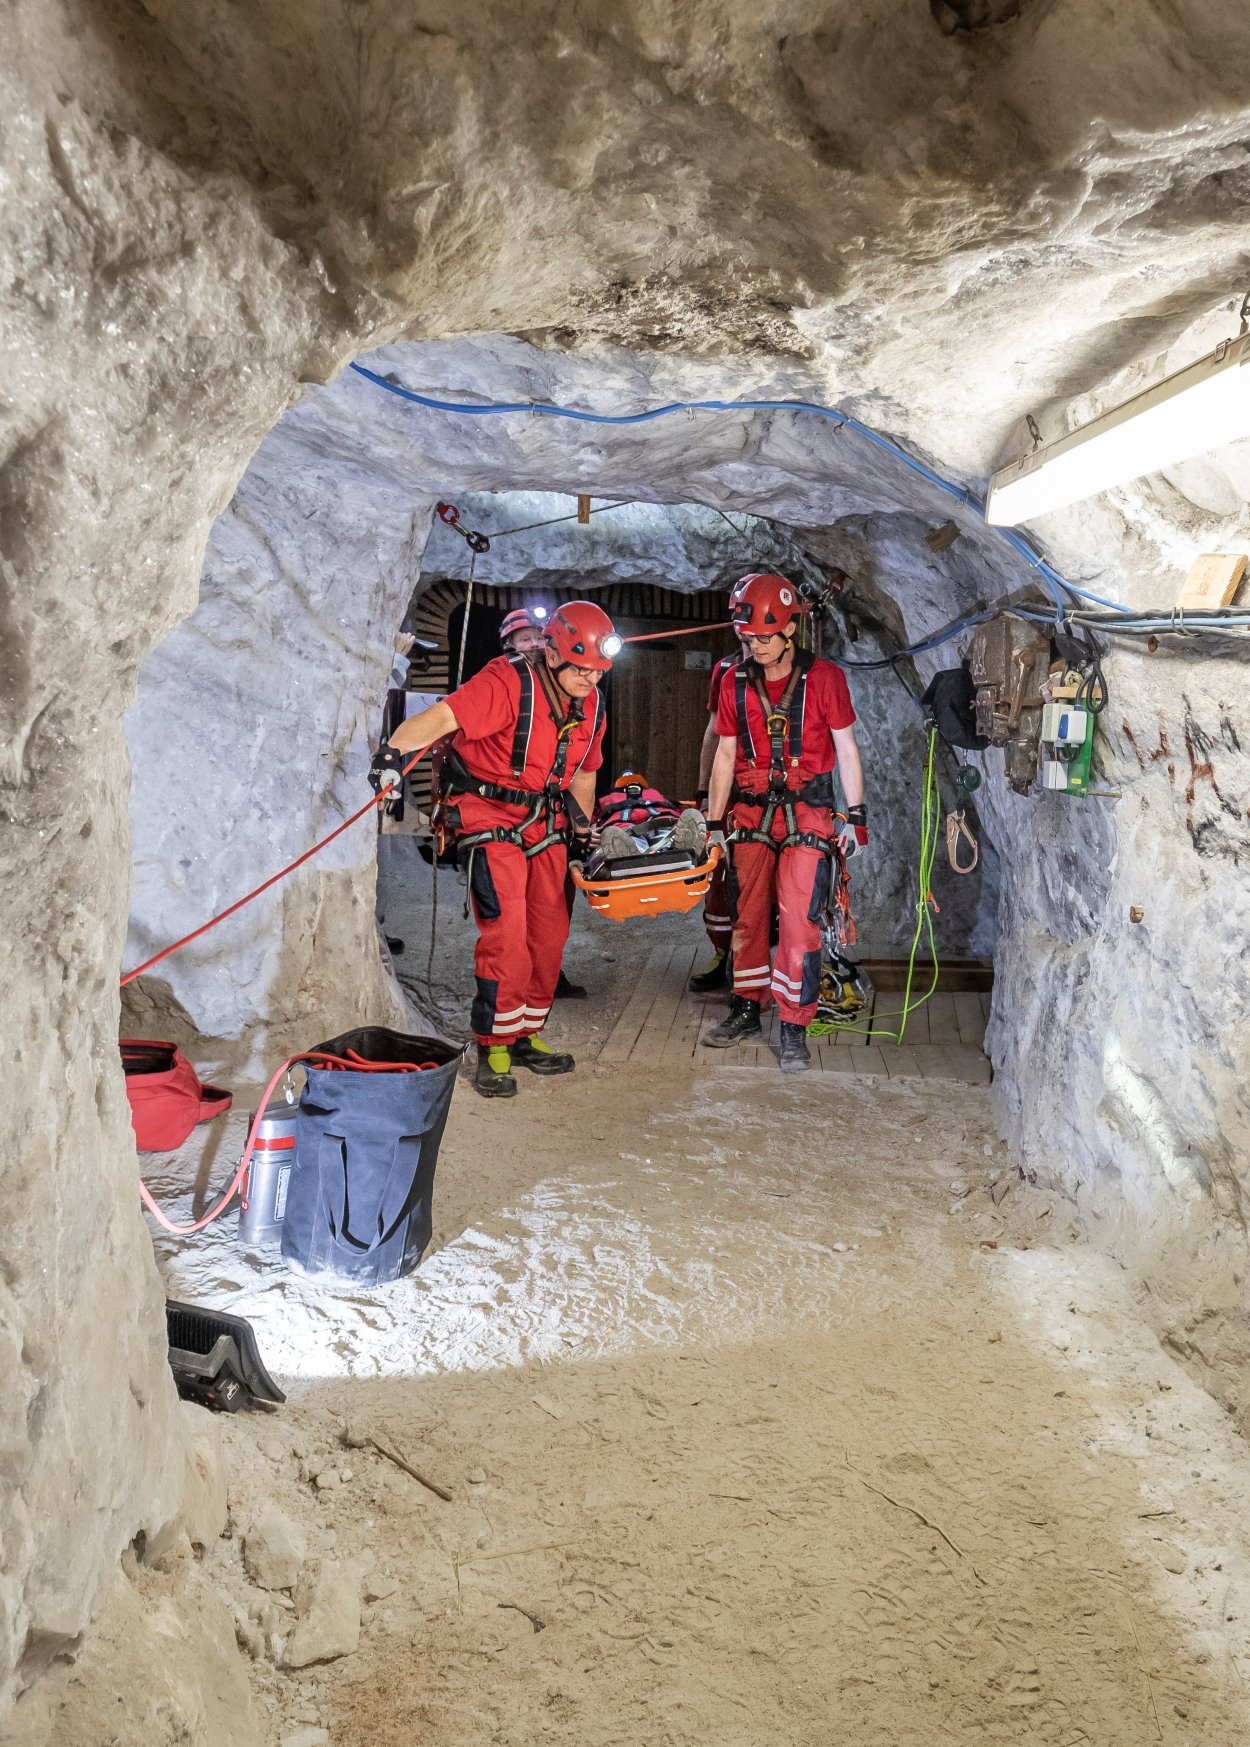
[545,601,622,671]
[500,607,543,644]
[728,572,808,632]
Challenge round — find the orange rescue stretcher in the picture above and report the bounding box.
[570,844,723,922]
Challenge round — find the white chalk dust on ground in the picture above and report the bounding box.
[151,1060,1250,1747]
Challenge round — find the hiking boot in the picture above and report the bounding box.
[553,969,588,1000]
[671,808,708,859]
[599,824,642,861]
[475,1045,518,1098]
[689,948,730,993]
[779,1022,812,1074]
[511,1035,576,1075]
[703,995,763,1048]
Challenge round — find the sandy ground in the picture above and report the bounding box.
[134,848,1250,1745]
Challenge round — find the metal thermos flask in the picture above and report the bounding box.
[237,1099,297,1245]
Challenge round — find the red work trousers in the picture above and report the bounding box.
[729,801,833,1026]
[457,797,571,1046]
[702,856,733,952]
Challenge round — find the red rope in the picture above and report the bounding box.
[621,620,732,644]
[119,750,428,987]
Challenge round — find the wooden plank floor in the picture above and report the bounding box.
[597,946,992,1083]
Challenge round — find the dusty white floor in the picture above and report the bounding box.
[137,859,1250,1745]
[147,1061,1250,1747]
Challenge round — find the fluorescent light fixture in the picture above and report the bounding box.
[986,332,1250,526]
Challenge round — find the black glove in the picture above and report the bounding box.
[369,743,405,796]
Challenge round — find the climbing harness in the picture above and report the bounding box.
[728,652,836,855]
[434,657,604,921]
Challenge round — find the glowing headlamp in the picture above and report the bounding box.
[531,605,549,621]
[601,633,623,658]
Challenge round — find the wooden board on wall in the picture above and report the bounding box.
[1177,553,1247,610]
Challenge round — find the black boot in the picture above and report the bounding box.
[475,1045,518,1098]
[553,969,587,1000]
[779,1021,812,1074]
[703,995,763,1049]
[689,948,730,993]
[511,1035,576,1075]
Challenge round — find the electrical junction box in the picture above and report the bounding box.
[1040,701,1094,795]
[1041,702,1089,744]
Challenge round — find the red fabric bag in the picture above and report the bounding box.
[120,1040,233,1152]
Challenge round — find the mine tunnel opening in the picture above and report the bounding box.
[367,480,1003,1065]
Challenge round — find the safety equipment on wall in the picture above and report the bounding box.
[436,499,490,553]
[835,803,869,858]
[921,664,991,753]
[166,1300,285,1412]
[945,809,980,873]
[544,600,621,670]
[967,617,1052,793]
[728,572,810,632]
[280,1026,463,1284]
[121,1041,232,1152]
[1040,686,1098,794]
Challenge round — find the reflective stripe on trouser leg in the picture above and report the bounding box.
[702,858,733,946]
[468,838,535,1045]
[520,840,572,1037]
[729,825,778,1009]
[772,836,829,1026]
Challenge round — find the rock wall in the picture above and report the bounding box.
[123,428,419,1059]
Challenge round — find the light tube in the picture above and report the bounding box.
[986,333,1250,526]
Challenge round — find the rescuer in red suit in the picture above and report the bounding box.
[372,601,620,1098]
[703,573,867,1074]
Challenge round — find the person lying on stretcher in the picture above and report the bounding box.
[584,771,709,874]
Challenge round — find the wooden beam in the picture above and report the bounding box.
[1177,553,1247,611]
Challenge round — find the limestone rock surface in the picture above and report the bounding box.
[282,1560,362,1669]
[243,1504,307,1593]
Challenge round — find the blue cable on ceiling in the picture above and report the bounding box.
[348,360,1120,620]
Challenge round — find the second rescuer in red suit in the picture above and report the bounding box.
[704,572,867,1074]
